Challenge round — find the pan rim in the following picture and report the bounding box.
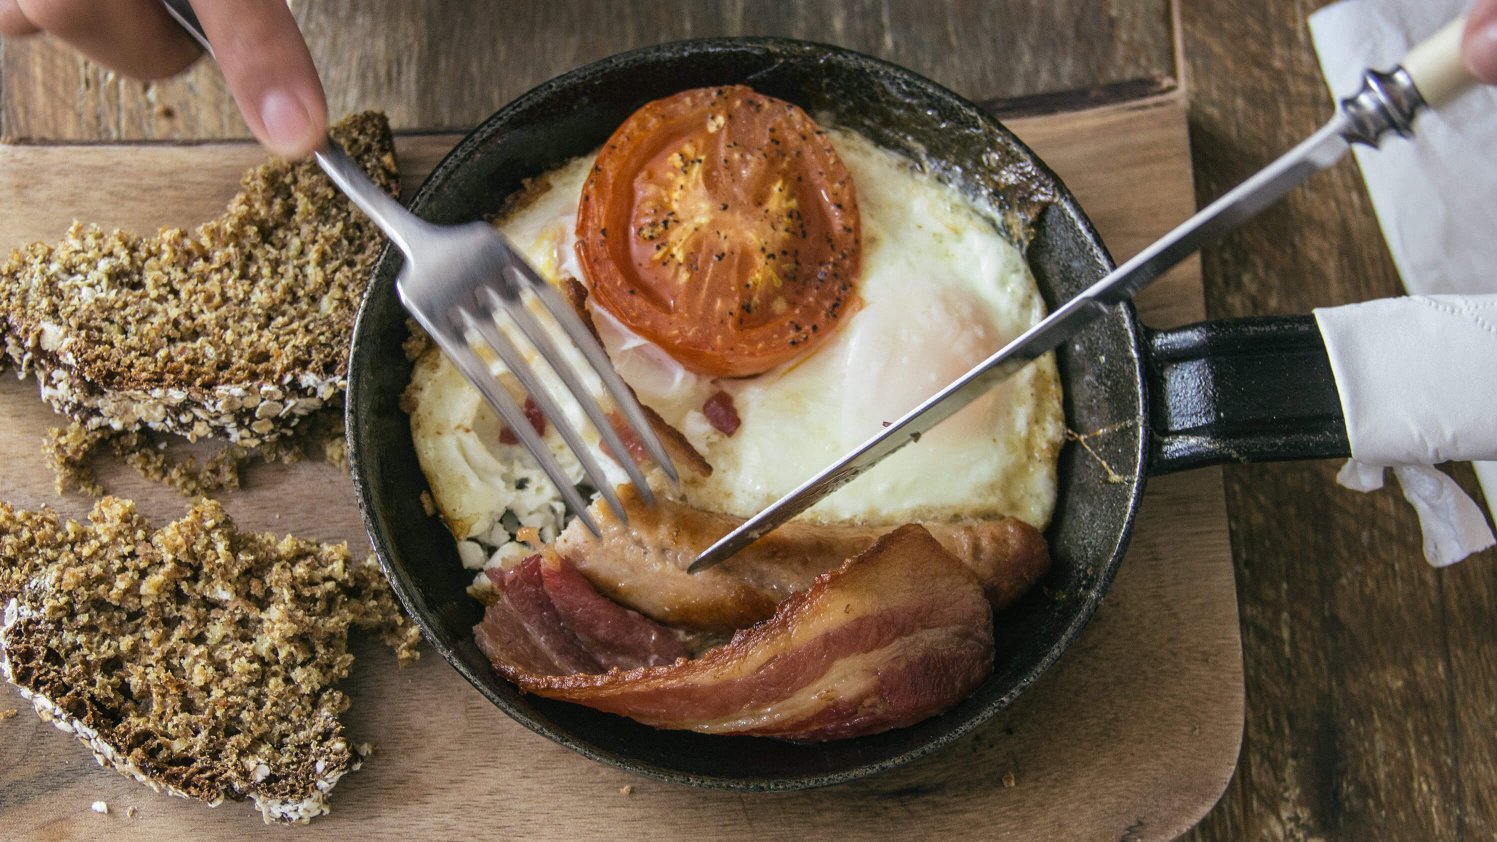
[346,34,1149,791]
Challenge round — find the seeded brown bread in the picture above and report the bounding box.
[0,497,421,823]
[0,112,398,447]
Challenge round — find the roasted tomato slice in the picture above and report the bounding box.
[576,85,861,378]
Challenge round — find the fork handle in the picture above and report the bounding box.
[314,141,429,257]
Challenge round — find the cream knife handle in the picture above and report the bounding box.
[1403,15,1477,108]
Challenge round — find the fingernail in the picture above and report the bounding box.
[259,88,315,156]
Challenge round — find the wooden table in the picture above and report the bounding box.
[1,2,1493,839]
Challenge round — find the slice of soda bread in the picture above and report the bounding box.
[0,497,420,823]
[0,111,398,447]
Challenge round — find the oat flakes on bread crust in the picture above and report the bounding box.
[0,112,398,447]
[0,497,421,824]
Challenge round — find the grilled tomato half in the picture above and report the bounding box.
[576,86,861,378]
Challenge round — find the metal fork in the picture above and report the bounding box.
[353,189,680,534]
[161,0,678,535]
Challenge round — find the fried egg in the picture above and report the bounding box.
[406,128,1064,569]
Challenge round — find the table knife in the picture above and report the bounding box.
[690,15,1478,573]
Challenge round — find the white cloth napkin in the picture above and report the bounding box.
[1308,0,1497,565]
[1316,296,1497,564]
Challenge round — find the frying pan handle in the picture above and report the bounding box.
[1144,315,1350,476]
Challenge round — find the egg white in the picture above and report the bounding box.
[407,128,1064,564]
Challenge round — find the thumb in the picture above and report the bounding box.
[191,0,327,158]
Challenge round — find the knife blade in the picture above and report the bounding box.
[690,17,1476,574]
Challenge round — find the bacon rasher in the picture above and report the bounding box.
[474,553,688,675]
[485,525,994,742]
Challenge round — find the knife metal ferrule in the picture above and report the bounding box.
[1340,67,1427,147]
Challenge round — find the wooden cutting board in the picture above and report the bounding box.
[0,92,1241,841]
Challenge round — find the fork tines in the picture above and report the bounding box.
[441,262,678,537]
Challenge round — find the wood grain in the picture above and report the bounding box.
[0,0,1175,141]
[1179,2,1497,841]
[5,0,1492,836]
[0,96,1239,840]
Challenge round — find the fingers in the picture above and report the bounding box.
[191,0,327,159]
[1465,0,1497,83]
[0,0,41,36]
[0,0,327,159]
[9,0,201,79]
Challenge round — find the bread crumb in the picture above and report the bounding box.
[44,406,350,499]
[44,422,250,498]
[619,785,634,796]
[1001,771,1017,788]
[401,319,432,362]
[0,708,17,720]
[91,801,109,814]
[125,805,137,818]
[42,423,108,496]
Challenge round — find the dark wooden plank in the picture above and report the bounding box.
[1179,1,1497,840]
[0,0,1174,141]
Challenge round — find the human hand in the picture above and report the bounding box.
[0,0,327,158]
[1466,0,1497,83]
